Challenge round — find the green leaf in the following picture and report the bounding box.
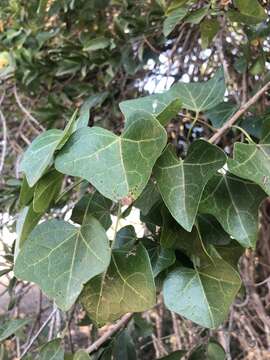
[159,350,186,360]
[18,176,34,207]
[73,92,108,131]
[119,94,182,127]
[73,350,91,360]
[80,243,156,325]
[163,7,188,37]
[113,225,137,250]
[163,257,241,328]
[214,240,244,268]
[134,179,161,216]
[197,214,231,246]
[0,318,30,342]
[154,140,226,231]
[189,341,225,360]
[234,0,267,24]
[199,174,266,248]
[185,6,209,25]
[14,216,110,310]
[169,68,225,112]
[39,339,64,360]
[33,170,63,212]
[228,122,270,196]
[205,102,238,128]
[55,112,167,201]
[71,191,112,230]
[112,331,136,360]
[83,36,110,52]
[20,129,63,187]
[149,245,175,277]
[16,204,43,251]
[200,18,219,49]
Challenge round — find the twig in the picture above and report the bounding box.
[20,308,58,359]
[0,108,7,175]
[86,313,133,353]
[209,81,270,144]
[13,86,45,131]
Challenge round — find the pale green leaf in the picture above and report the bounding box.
[163,7,188,37]
[154,140,226,231]
[163,258,241,328]
[55,112,167,201]
[20,129,63,187]
[80,243,156,325]
[14,216,110,310]
[39,339,64,360]
[199,174,266,248]
[0,318,30,342]
[169,68,225,112]
[71,191,112,230]
[33,170,63,212]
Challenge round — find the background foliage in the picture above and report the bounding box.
[1,0,270,359]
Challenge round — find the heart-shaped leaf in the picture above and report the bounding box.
[80,243,156,326]
[14,216,110,310]
[228,121,270,195]
[154,140,226,231]
[20,129,63,187]
[163,258,241,329]
[55,112,167,201]
[169,68,225,112]
[199,174,266,248]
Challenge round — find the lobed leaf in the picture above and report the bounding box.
[14,216,110,310]
[80,243,156,326]
[55,112,167,201]
[154,140,226,231]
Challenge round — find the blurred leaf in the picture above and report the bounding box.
[200,18,219,49]
[163,7,188,37]
[39,339,64,360]
[0,318,30,342]
[234,0,267,24]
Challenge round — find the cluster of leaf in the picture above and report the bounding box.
[7,68,268,358]
[1,0,269,127]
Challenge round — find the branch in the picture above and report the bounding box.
[209,81,270,144]
[13,86,45,131]
[0,108,7,175]
[20,308,58,359]
[86,313,133,354]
